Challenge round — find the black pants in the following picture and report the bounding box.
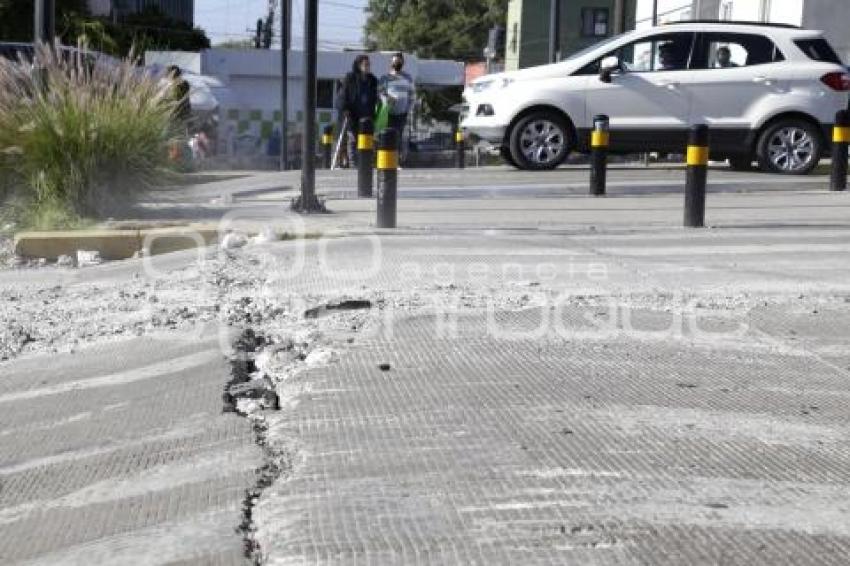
[387,113,408,154]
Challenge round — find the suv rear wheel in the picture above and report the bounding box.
[508,111,570,171]
[756,119,821,175]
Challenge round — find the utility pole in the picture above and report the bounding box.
[280,0,291,171]
[34,0,55,43]
[548,0,560,63]
[296,0,321,211]
[613,0,625,33]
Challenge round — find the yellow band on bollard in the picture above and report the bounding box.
[834,126,850,143]
[591,131,609,148]
[455,131,464,143]
[686,145,709,166]
[377,149,399,170]
[357,134,374,151]
[322,134,333,145]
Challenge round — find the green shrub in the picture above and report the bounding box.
[0,43,180,227]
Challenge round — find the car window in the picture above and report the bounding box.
[619,33,695,73]
[575,32,695,75]
[695,33,784,69]
[794,38,843,64]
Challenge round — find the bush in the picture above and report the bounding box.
[0,43,179,228]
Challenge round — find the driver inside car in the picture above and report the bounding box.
[657,42,686,70]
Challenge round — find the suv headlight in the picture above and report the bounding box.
[471,77,514,94]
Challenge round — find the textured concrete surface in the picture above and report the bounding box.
[0,332,259,565]
[4,166,850,564]
[257,306,850,565]
[241,228,850,565]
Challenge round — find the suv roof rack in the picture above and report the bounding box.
[664,20,800,30]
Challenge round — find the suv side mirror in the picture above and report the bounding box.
[600,56,621,83]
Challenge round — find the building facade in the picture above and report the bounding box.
[693,0,850,61]
[145,49,464,166]
[87,0,194,26]
[506,0,638,70]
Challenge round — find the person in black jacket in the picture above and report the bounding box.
[337,54,378,165]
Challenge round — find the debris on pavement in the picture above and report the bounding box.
[76,250,102,267]
[221,231,248,250]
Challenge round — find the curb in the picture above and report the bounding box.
[14,224,220,260]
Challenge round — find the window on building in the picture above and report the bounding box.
[581,8,609,38]
[696,33,785,69]
[317,79,335,109]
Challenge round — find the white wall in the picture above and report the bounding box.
[635,0,694,29]
[802,0,850,62]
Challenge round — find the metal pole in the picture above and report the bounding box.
[830,110,849,191]
[684,124,709,228]
[376,129,399,229]
[590,114,609,196]
[455,128,465,169]
[357,117,375,197]
[298,0,319,211]
[613,0,625,34]
[34,0,55,43]
[279,0,291,171]
[652,0,659,26]
[548,0,560,63]
[322,125,334,169]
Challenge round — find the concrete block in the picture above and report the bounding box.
[140,225,219,256]
[14,230,141,261]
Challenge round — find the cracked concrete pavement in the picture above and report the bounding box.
[2,166,850,564]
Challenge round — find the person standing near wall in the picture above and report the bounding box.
[378,52,415,161]
[338,55,378,165]
[166,65,191,132]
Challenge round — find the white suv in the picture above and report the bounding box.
[462,21,850,174]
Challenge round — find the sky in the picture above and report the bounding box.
[194,0,369,49]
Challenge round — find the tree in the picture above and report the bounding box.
[365,0,508,122]
[0,0,89,43]
[0,2,210,58]
[365,0,508,60]
[100,7,211,56]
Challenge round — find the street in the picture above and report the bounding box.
[2,166,850,564]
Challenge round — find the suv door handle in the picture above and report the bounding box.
[753,76,775,86]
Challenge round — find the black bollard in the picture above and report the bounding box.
[831,110,849,192]
[376,128,398,229]
[358,117,374,197]
[455,129,465,169]
[590,114,609,196]
[684,124,709,228]
[322,125,333,169]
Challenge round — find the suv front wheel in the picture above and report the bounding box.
[756,119,822,175]
[508,111,570,171]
